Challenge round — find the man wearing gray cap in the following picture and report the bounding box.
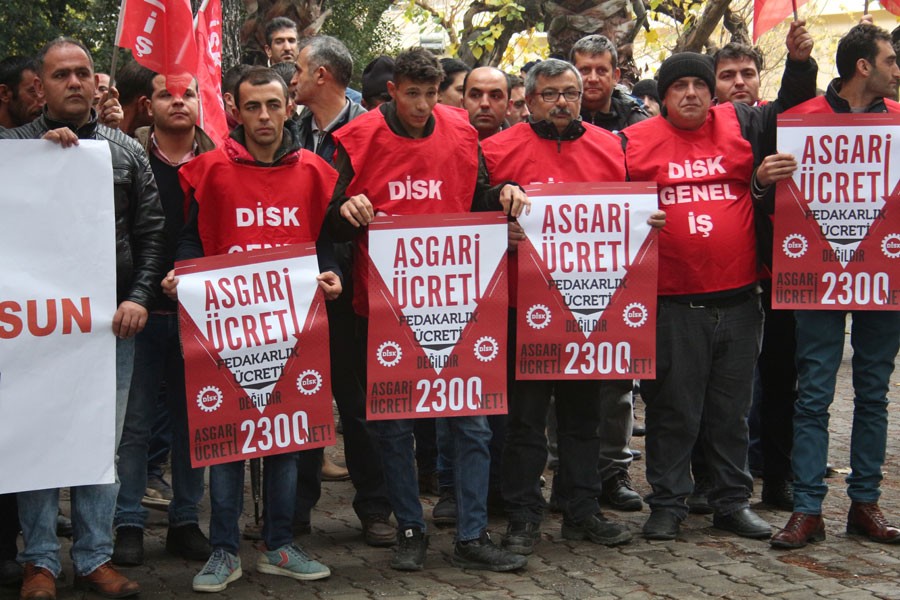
[620,22,816,541]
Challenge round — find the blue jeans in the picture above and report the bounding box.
[115,313,205,530]
[642,294,762,518]
[792,310,900,514]
[373,416,491,541]
[18,338,134,576]
[209,452,299,554]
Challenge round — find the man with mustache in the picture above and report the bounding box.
[481,58,665,555]
[619,22,816,541]
[264,17,300,65]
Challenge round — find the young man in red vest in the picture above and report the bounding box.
[770,23,900,549]
[620,22,816,542]
[162,67,340,592]
[325,47,528,573]
[481,58,665,555]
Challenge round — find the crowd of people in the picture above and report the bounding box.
[1,12,899,600]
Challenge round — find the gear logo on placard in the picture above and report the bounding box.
[526,304,551,329]
[297,370,323,396]
[474,336,499,362]
[882,233,900,259]
[782,234,808,259]
[197,386,223,413]
[376,341,403,367]
[623,303,648,328]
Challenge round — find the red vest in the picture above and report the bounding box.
[482,122,627,306]
[623,104,757,296]
[786,95,900,114]
[179,137,337,256]
[333,103,480,316]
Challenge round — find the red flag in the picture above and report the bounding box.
[116,0,197,95]
[881,1,900,16]
[194,0,229,143]
[754,0,809,42]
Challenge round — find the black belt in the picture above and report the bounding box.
[662,289,758,309]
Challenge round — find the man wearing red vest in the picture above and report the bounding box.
[620,22,816,542]
[771,23,900,549]
[162,67,339,592]
[481,58,665,555]
[325,47,528,573]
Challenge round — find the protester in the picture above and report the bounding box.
[1,36,166,600]
[0,56,44,128]
[619,21,816,541]
[291,35,396,547]
[264,17,300,65]
[324,47,528,573]
[569,33,648,513]
[111,73,215,568]
[437,57,469,108]
[631,79,660,116]
[464,66,510,139]
[571,35,648,131]
[161,67,339,592]
[771,23,900,549]
[506,74,529,124]
[481,58,664,554]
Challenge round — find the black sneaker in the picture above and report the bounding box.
[452,532,527,571]
[390,528,427,571]
[501,521,540,555]
[432,489,457,527]
[112,526,144,566]
[166,523,212,561]
[561,513,633,546]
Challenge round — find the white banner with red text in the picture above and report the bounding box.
[0,141,117,494]
[516,182,658,380]
[366,213,508,420]
[177,245,334,467]
[774,114,900,310]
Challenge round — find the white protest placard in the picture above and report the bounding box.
[0,140,117,494]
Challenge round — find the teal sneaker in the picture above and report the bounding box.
[257,543,331,581]
[192,548,242,592]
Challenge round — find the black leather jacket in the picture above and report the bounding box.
[1,110,166,308]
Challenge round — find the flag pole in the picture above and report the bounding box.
[109,0,128,88]
[793,0,799,20]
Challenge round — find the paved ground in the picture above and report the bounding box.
[6,331,900,599]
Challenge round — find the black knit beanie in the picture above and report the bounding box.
[656,52,715,100]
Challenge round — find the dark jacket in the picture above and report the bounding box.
[1,110,166,308]
[821,77,895,113]
[296,99,367,166]
[580,88,649,132]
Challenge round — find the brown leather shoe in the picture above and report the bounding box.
[361,515,397,547]
[74,562,139,598]
[20,564,56,600]
[321,456,350,481]
[847,502,900,543]
[770,512,825,549]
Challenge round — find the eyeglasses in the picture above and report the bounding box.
[539,89,581,102]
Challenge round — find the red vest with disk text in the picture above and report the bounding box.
[333,103,480,316]
[623,104,757,295]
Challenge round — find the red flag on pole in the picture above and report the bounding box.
[194,0,229,143]
[880,1,900,16]
[115,0,198,95]
[754,0,809,42]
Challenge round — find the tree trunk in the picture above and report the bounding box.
[223,0,246,70]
